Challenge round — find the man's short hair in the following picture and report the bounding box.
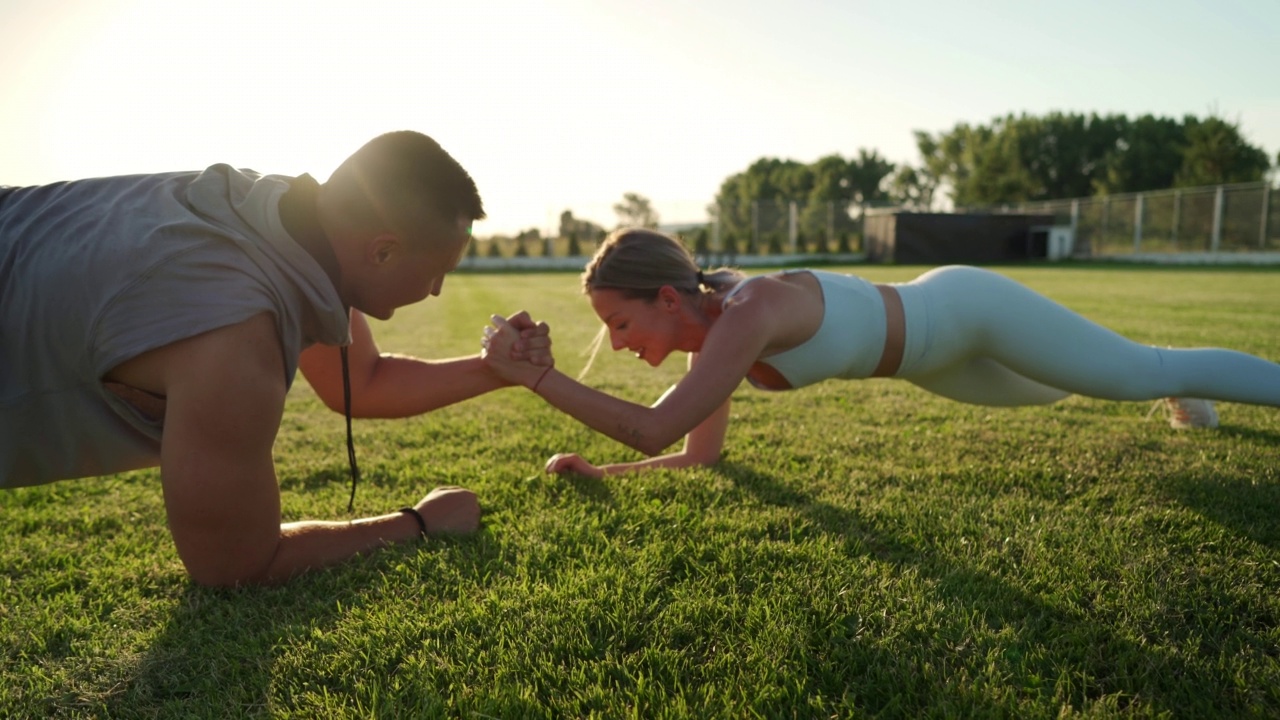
[325,131,485,241]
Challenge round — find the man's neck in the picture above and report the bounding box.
[278,174,343,299]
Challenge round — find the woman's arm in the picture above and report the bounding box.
[546,355,732,476]
[546,396,731,476]
[486,298,778,456]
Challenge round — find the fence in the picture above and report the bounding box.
[977,181,1279,258]
[466,199,871,268]
[465,182,1280,267]
[703,199,866,257]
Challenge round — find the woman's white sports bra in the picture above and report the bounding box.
[722,269,889,390]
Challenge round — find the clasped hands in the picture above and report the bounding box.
[481,312,605,478]
[482,311,555,388]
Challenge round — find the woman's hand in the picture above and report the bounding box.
[482,314,551,387]
[545,453,604,478]
[500,310,554,367]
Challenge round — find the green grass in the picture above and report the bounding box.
[3,265,1279,719]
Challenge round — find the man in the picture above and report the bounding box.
[0,131,547,587]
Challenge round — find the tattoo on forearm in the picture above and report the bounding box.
[620,423,644,444]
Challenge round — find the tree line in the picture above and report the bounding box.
[476,111,1275,257]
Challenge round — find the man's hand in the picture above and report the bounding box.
[502,310,553,367]
[482,314,550,387]
[413,486,481,535]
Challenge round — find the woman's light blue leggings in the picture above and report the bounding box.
[892,266,1280,407]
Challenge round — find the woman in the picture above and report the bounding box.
[482,228,1280,478]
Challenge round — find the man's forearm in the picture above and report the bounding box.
[251,512,423,584]
[351,354,510,418]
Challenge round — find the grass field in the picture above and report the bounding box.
[2,264,1279,719]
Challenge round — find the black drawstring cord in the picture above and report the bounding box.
[340,345,360,513]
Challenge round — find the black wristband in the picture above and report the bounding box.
[399,506,428,538]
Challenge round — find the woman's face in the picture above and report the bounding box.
[588,288,683,367]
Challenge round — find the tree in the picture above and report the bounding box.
[689,227,711,257]
[964,120,1035,204]
[926,112,1116,204]
[558,209,605,257]
[917,122,979,206]
[847,149,896,209]
[1093,114,1185,195]
[920,111,1271,207]
[612,192,660,229]
[912,130,948,205]
[887,166,934,210]
[513,228,540,257]
[1175,116,1271,187]
[801,154,854,249]
[846,149,895,242]
[711,158,813,251]
[720,231,739,257]
[558,210,576,242]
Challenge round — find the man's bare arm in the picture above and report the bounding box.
[159,314,477,586]
[299,310,550,418]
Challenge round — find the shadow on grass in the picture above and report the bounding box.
[1157,424,1280,550]
[560,472,615,505]
[1217,423,1280,446]
[710,460,1275,717]
[1161,468,1280,550]
[100,526,531,717]
[103,583,320,714]
[275,464,359,493]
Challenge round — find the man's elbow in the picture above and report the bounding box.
[318,393,348,415]
[318,391,384,419]
[186,565,270,588]
[180,542,281,588]
[308,379,356,415]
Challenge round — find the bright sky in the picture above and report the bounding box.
[2,0,1277,235]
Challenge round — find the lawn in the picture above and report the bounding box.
[2,264,1278,719]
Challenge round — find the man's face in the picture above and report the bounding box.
[355,217,471,320]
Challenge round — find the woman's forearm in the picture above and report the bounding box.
[532,370,685,456]
[601,450,717,475]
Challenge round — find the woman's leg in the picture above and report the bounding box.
[900,266,1280,407]
[907,357,1073,406]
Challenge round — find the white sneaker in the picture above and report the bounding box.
[1148,397,1219,429]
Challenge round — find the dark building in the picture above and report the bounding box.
[864,211,1061,264]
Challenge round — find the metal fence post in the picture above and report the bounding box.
[1101,196,1110,252]
[1211,185,1225,253]
[788,201,798,254]
[1070,199,1080,255]
[827,201,835,249]
[751,200,759,255]
[1133,193,1144,252]
[1171,189,1181,247]
[1261,184,1271,250]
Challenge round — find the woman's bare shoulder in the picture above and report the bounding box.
[716,270,824,348]
[721,270,819,335]
[723,270,821,308]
